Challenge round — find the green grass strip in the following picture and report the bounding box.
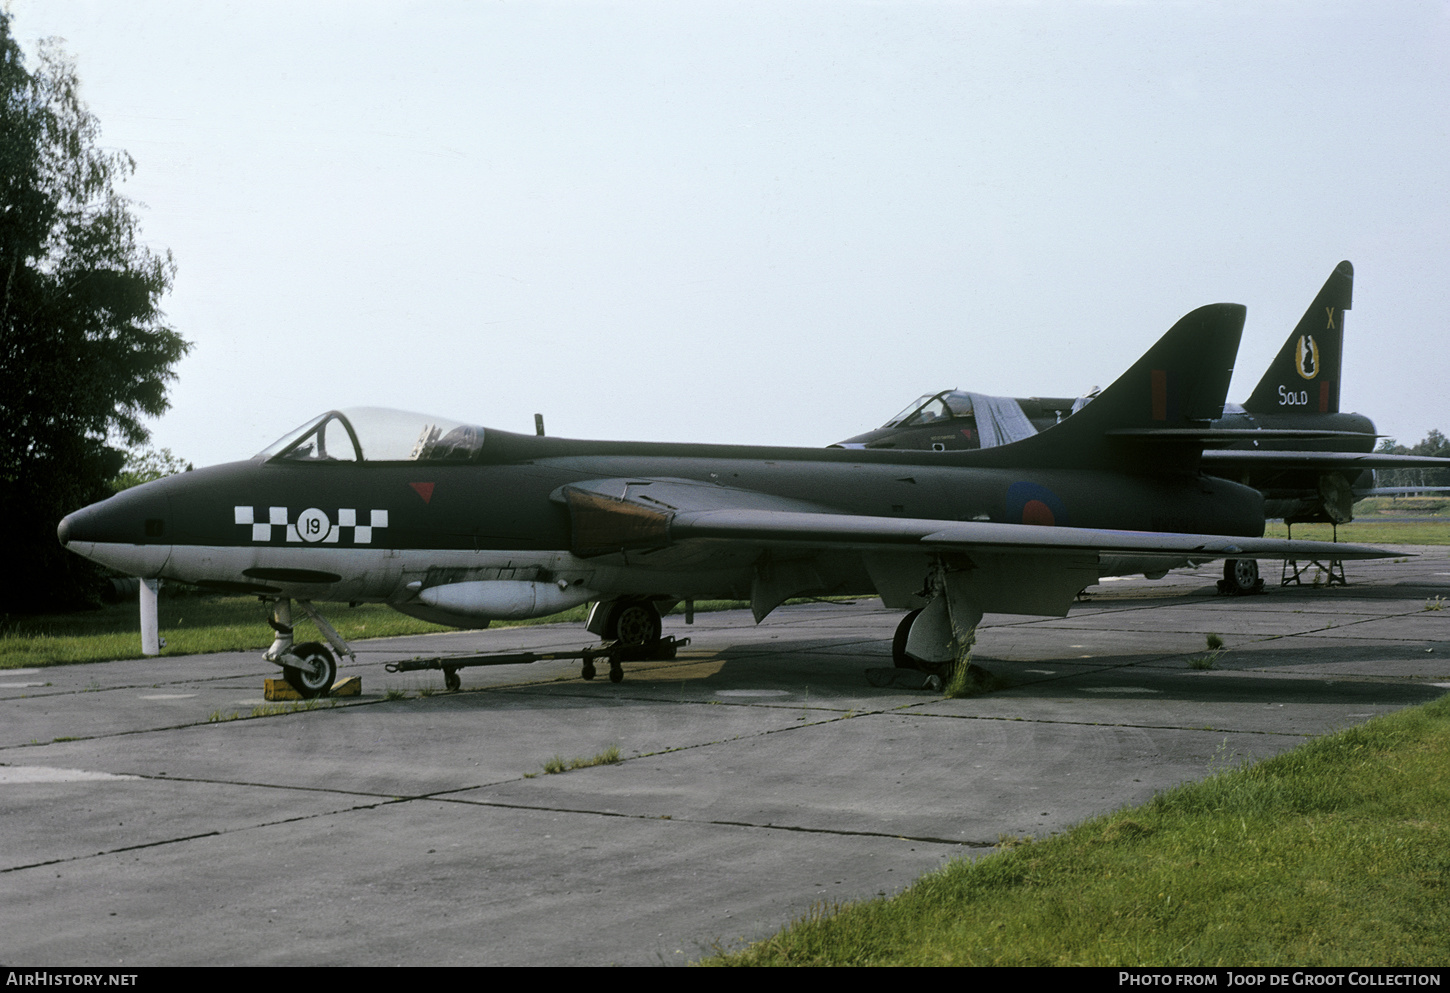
[1262,519,1449,545]
[704,695,1450,966]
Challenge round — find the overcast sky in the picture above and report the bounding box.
[10,0,1449,466]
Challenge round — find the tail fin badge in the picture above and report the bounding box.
[1296,335,1320,380]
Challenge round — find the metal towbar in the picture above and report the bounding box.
[384,635,691,689]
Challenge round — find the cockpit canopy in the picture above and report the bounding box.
[882,391,978,428]
[260,408,486,463]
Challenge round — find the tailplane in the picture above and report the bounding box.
[1243,261,1352,414]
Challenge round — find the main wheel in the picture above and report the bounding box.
[612,601,662,646]
[892,609,923,669]
[1222,558,1262,595]
[284,641,337,698]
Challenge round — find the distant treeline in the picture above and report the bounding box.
[1375,430,1450,488]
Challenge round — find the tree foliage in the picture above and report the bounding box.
[1374,430,1450,488]
[109,446,192,493]
[0,13,190,609]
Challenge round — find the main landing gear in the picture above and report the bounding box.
[889,563,984,681]
[1217,558,1265,596]
[578,598,667,682]
[264,598,355,698]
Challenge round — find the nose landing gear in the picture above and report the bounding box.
[263,598,355,698]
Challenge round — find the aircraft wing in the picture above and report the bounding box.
[1107,428,1377,443]
[665,507,1392,560]
[1201,451,1450,472]
[554,477,1398,618]
[556,476,1392,558]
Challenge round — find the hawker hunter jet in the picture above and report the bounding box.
[59,302,1397,697]
[836,263,1371,461]
[835,262,1449,591]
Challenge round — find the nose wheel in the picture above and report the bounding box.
[284,642,337,698]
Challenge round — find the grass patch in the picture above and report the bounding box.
[207,700,331,723]
[537,746,622,776]
[943,661,974,699]
[1353,496,1450,518]
[703,695,1450,966]
[1262,519,1450,545]
[942,662,1008,698]
[1190,633,1226,669]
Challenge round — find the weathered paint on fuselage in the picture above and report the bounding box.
[58,428,1266,607]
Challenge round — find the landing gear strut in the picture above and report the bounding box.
[890,561,982,679]
[263,598,354,698]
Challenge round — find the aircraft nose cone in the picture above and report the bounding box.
[57,503,114,547]
[57,511,76,546]
[56,481,172,549]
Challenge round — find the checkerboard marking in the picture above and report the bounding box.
[234,506,388,544]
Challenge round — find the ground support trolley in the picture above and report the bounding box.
[385,635,692,690]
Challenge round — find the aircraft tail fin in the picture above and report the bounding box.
[972,302,1245,472]
[1243,261,1352,414]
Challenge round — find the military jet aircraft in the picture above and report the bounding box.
[58,302,1398,697]
[834,262,1449,592]
[837,262,1367,459]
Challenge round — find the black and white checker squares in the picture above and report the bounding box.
[234,506,389,544]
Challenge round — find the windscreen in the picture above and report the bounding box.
[259,408,485,462]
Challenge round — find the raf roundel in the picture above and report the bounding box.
[1006,481,1069,527]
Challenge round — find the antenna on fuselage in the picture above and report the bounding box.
[534,413,546,437]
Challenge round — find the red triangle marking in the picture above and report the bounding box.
[409,482,435,504]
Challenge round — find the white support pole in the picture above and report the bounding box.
[140,578,160,656]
